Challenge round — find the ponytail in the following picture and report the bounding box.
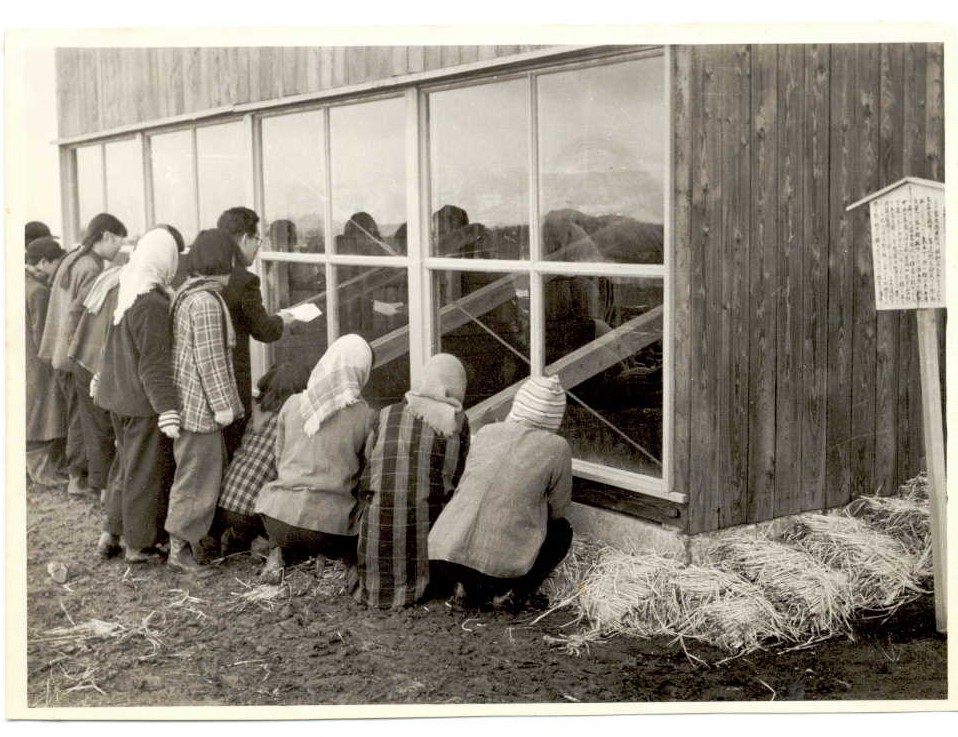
[61,213,128,285]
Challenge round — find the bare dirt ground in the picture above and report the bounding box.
[20,484,947,708]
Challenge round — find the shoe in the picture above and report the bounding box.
[259,546,284,584]
[67,475,92,498]
[449,581,468,610]
[491,589,516,612]
[314,554,328,576]
[194,535,221,565]
[125,547,160,564]
[96,532,122,559]
[167,536,207,574]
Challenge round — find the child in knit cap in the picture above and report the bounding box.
[428,374,573,610]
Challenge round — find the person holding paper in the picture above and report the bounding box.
[216,207,295,461]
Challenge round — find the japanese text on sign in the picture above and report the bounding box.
[869,191,945,310]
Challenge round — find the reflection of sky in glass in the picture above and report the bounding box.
[429,79,529,228]
[330,97,405,238]
[76,144,104,233]
[105,139,145,237]
[151,130,197,245]
[538,57,665,224]
[197,122,252,229]
[262,111,326,252]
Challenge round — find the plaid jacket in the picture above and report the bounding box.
[171,283,244,433]
[218,413,278,516]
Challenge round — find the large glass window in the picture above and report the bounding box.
[429,79,530,259]
[329,98,406,256]
[76,144,104,232]
[197,122,252,230]
[151,130,197,245]
[538,59,666,264]
[262,111,326,254]
[105,138,145,238]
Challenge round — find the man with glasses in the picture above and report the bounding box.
[216,207,294,461]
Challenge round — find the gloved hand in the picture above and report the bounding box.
[158,410,181,440]
[214,408,235,427]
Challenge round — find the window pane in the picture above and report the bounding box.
[330,98,406,256]
[151,130,197,245]
[429,79,530,259]
[197,122,251,230]
[105,139,145,238]
[544,273,663,476]
[76,144,104,232]
[261,259,329,380]
[262,111,326,254]
[435,269,530,411]
[538,57,665,264]
[337,265,409,409]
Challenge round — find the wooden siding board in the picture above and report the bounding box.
[850,44,881,498]
[824,44,856,509]
[424,46,443,71]
[687,46,720,533]
[747,44,779,523]
[332,47,348,89]
[407,46,426,74]
[346,46,369,85]
[897,42,928,484]
[925,43,944,182]
[774,44,806,517]
[874,43,903,496]
[671,47,693,516]
[801,44,830,511]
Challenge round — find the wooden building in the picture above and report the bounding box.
[54,43,945,539]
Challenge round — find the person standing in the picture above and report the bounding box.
[25,237,68,489]
[94,228,181,562]
[216,207,293,460]
[38,213,127,497]
[167,229,245,573]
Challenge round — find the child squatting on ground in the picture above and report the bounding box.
[428,374,574,611]
[255,334,377,582]
[167,229,246,574]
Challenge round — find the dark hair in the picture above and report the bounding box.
[156,224,186,253]
[25,221,51,247]
[256,361,310,414]
[61,213,128,285]
[189,229,236,276]
[216,207,260,240]
[26,236,65,265]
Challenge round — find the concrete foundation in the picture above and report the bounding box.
[568,501,826,564]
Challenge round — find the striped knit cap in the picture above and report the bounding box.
[506,375,566,432]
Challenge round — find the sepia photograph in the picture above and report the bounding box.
[4,14,953,722]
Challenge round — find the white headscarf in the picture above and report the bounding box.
[113,229,179,325]
[300,334,373,437]
[404,353,467,437]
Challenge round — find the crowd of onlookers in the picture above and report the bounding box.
[24,209,573,610]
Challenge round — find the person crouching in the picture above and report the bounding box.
[167,229,244,574]
[428,375,574,610]
[254,334,376,581]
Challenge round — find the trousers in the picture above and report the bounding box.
[74,367,116,491]
[54,369,87,480]
[166,429,225,548]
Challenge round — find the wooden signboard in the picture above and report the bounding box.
[848,176,947,633]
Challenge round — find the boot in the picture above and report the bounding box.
[167,536,206,574]
[259,546,284,584]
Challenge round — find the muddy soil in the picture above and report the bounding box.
[20,485,947,708]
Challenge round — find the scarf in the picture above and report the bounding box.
[300,334,372,437]
[113,229,179,325]
[84,265,124,314]
[171,276,236,349]
[404,353,466,437]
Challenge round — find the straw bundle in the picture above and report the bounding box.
[845,494,932,578]
[779,514,925,613]
[541,537,605,609]
[707,535,853,640]
[681,596,786,654]
[899,472,929,501]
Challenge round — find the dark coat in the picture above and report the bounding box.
[26,272,67,441]
[96,289,179,419]
[222,264,284,414]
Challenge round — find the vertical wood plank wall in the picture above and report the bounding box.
[55,46,546,138]
[673,44,946,533]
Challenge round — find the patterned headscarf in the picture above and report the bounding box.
[113,228,179,325]
[300,334,373,437]
[404,353,467,437]
[506,375,567,433]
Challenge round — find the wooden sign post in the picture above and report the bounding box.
[847,177,947,633]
